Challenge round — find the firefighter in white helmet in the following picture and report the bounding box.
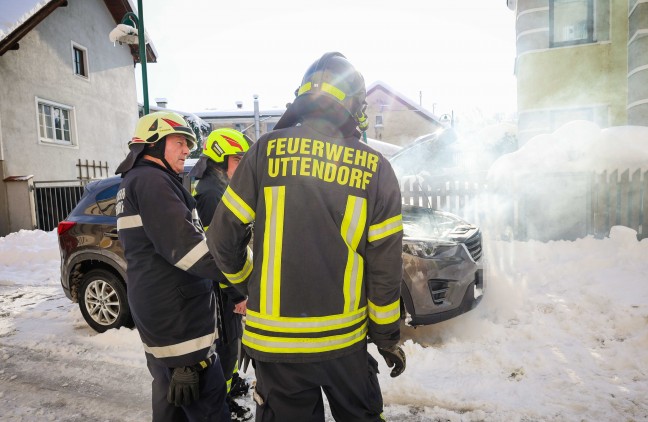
[206,53,406,421]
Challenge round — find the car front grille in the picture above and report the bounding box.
[464,230,482,262]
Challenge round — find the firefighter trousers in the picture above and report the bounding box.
[253,347,384,422]
[147,355,231,422]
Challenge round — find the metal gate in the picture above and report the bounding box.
[33,180,89,231]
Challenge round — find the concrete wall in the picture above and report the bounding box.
[0,0,138,183]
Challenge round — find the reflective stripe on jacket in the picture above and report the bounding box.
[207,123,403,363]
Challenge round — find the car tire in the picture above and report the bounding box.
[78,269,133,333]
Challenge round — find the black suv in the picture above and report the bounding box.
[58,171,484,332]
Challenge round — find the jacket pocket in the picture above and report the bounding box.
[178,279,213,299]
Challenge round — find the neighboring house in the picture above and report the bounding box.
[365,81,447,147]
[508,0,648,145]
[194,98,284,143]
[0,0,157,235]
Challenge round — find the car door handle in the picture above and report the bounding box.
[105,229,119,239]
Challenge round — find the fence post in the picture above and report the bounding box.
[619,169,630,227]
[609,170,618,228]
[643,170,648,240]
[629,169,641,232]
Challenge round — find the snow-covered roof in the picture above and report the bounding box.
[0,0,157,62]
[195,108,286,119]
[0,0,54,43]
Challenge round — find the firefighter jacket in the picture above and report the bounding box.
[116,160,229,368]
[206,118,404,363]
[193,166,245,343]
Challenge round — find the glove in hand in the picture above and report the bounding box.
[378,345,406,377]
[167,366,200,407]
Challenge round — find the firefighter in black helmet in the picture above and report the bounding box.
[206,53,406,421]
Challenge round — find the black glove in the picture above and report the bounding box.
[378,345,406,377]
[167,366,200,407]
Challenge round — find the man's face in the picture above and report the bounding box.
[164,134,191,174]
[227,155,242,179]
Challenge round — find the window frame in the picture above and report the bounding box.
[36,97,78,147]
[71,41,89,78]
[549,0,594,47]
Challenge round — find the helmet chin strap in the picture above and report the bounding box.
[147,139,178,175]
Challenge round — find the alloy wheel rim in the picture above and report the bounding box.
[85,279,120,326]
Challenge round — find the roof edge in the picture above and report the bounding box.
[0,0,67,56]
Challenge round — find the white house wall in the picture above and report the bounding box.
[0,0,138,181]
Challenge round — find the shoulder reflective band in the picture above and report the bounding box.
[222,186,255,224]
[341,196,367,313]
[142,329,218,359]
[368,299,400,325]
[368,214,403,243]
[261,186,285,317]
[175,239,210,271]
[223,246,253,285]
[117,214,143,230]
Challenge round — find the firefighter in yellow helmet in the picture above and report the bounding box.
[206,53,406,421]
[189,128,254,421]
[115,111,234,420]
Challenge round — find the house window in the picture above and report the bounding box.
[550,0,594,47]
[37,99,75,146]
[72,42,88,77]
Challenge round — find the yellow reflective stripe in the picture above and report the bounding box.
[297,81,312,96]
[175,240,210,271]
[223,246,253,285]
[245,307,367,333]
[368,299,401,325]
[117,214,142,230]
[341,196,367,312]
[222,186,255,224]
[142,329,218,359]
[261,186,285,316]
[321,82,346,101]
[242,323,367,354]
[368,214,403,242]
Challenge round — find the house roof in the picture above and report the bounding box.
[366,80,441,125]
[0,0,157,63]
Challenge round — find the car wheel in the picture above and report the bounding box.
[78,269,132,333]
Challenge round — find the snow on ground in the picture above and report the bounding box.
[1,228,647,421]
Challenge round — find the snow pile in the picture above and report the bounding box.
[1,228,647,420]
[488,121,648,182]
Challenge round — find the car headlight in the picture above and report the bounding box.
[402,240,458,259]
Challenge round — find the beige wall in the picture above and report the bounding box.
[365,88,442,147]
[514,0,633,144]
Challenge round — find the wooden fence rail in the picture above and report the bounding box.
[400,169,646,241]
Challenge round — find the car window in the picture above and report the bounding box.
[88,183,120,217]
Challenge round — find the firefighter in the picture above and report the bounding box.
[206,52,406,421]
[189,128,254,421]
[115,111,232,421]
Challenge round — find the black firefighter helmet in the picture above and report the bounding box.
[275,52,368,133]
